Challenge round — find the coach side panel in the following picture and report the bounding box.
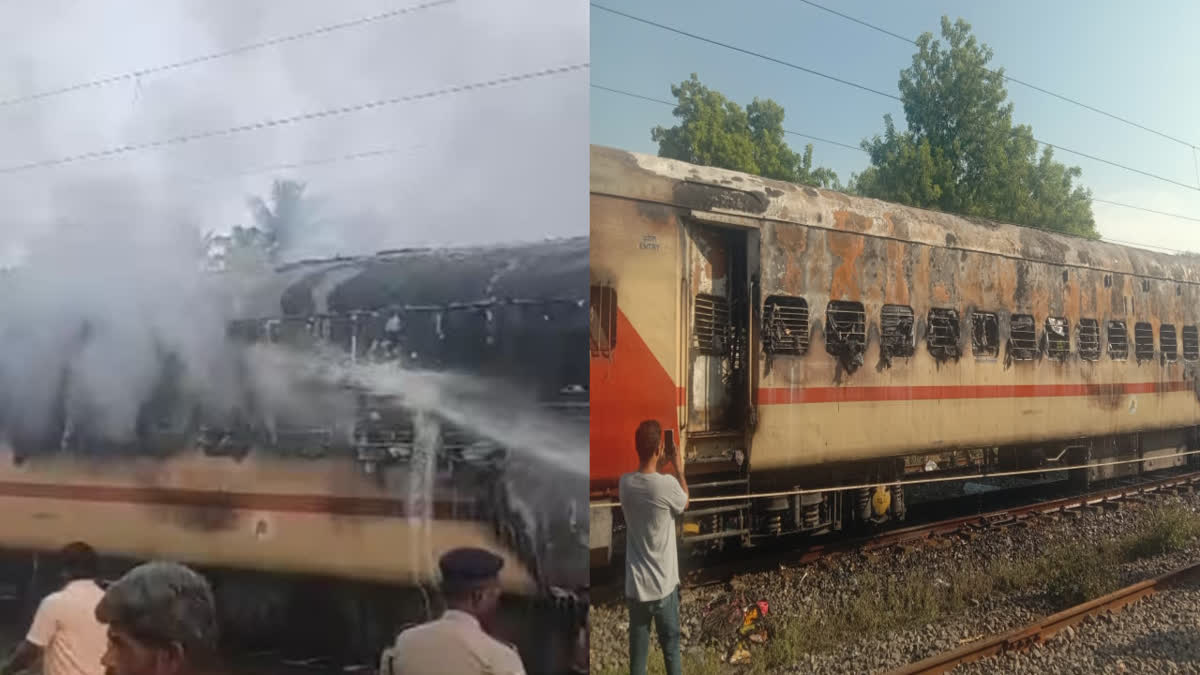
[751,220,1200,472]
[589,194,684,494]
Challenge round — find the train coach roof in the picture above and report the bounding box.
[233,236,588,319]
[591,145,1200,285]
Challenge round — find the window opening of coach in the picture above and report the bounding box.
[971,311,999,358]
[1078,319,1101,361]
[1134,321,1155,363]
[1045,317,1070,360]
[1184,326,1199,362]
[588,285,616,358]
[1008,314,1038,361]
[824,301,866,373]
[1108,320,1129,360]
[762,295,810,356]
[1161,324,1179,363]
[880,304,915,359]
[926,308,961,360]
[693,293,731,356]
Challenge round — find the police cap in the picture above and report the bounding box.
[439,548,504,591]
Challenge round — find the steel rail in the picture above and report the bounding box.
[887,559,1200,674]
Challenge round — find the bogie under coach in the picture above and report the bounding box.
[590,145,1200,567]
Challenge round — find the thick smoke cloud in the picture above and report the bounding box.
[0,0,587,262]
[0,0,586,445]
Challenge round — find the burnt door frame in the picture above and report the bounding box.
[683,221,752,436]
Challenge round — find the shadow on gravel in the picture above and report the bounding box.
[1091,625,1200,665]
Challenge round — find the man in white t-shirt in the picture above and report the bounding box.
[0,542,107,675]
[619,420,688,675]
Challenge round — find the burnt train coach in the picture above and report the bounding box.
[0,237,588,667]
[589,145,1200,566]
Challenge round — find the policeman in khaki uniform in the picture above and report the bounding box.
[381,548,526,675]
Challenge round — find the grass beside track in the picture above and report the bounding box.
[594,503,1200,675]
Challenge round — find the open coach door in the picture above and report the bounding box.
[680,216,760,549]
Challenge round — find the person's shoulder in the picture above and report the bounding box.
[480,631,524,669]
[393,620,437,647]
[38,588,66,609]
[650,473,680,489]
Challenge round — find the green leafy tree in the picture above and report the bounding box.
[204,179,314,273]
[851,18,1096,237]
[652,74,839,188]
[248,179,310,256]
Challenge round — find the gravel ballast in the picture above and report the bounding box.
[591,489,1200,674]
[959,578,1200,674]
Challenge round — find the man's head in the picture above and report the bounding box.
[60,541,98,582]
[95,562,218,675]
[439,548,505,621]
[635,420,663,466]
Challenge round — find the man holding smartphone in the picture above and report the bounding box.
[618,420,689,675]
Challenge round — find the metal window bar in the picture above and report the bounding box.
[589,285,617,357]
[927,308,960,359]
[1010,314,1037,360]
[1046,317,1070,359]
[825,301,866,356]
[971,312,999,358]
[1161,324,1178,362]
[1184,326,1199,362]
[880,304,915,357]
[1077,319,1100,361]
[694,294,730,356]
[1134,321,1155,362]
[763,295,809,356]
[1108,321,1129,360]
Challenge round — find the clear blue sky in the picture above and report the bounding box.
[591,0,1200,252]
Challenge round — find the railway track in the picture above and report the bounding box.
[886,558,1200,674]
[594,468,1200,602]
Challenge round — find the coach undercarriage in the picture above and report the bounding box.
[604,426,1200,560]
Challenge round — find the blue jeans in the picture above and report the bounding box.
[628,586,681,675]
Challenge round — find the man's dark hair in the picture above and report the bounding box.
[95,562,219,663]
[635,420,662,463]
[60,542,98,580]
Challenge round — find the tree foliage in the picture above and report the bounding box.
[851,18,1096,237]
[652,74,839,188]
[204,179,312,273]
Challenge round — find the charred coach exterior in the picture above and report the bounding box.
[590,145,1200,565]
[0,237,587,667]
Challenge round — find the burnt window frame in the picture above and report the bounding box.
[762,295,810,356]
[1184,325,1199,362]
[825,300,867,357]
[1009,313,1038,361]
[880,304,915,358]
[971,311,999,358]
[1045,316,1070,360]
[1134,321,1155,362]
[926,307,961,360]
[1107,320,1129,360]
[1077,318,1100,361]
[589,285,617,357]
[1160,324,1178,362]
[693,293,731,356]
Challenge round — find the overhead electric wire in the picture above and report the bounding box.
[591,4,900,102]
[0,62,588,176]
[796,0,1199,152]
[1091,199,1200,225]
[184,145,424,186]
[591,83,864,152]
[592,3,1200,194]
[596,83,1200,234]
[0,0,455,109]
